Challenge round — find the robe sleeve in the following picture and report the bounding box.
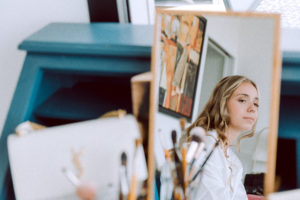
[189,138,247,200]
[190,147,234,200]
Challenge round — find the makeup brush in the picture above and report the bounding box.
[128,139,142,200]
[62,167,81,187]
[164,149,176,178]
[189,140,220,184]
[171,130,184,191]
[178,118,187,148]
[181,146,187,198]
[62,167,96,200]
[187,127,206,173]
[163,149,177,200]
[171,130,179,162]
[119,152,129,200]
[186,134,201,164]
[179,118,187,134]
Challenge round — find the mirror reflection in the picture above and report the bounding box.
[151,10,280,199]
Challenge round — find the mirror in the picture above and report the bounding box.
[148,8,281,199]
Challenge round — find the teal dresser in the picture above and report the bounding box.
[0,23,153,199]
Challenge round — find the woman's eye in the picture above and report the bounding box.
[254,103,259,108]
[238,99,246,103]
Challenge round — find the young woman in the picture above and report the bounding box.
[187,75,259,200]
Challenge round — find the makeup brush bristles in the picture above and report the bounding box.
[179,118,187,132]
[121,152,127,166]
[190,134,200,143]
[171,130,177,146]
[135,138,142,147]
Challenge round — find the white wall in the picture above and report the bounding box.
[0,0,89,136]
[282,28,300,52]
[235,17,275,175]
[236,17,275,132]
[192,15,240,121]
[227,0,256,11]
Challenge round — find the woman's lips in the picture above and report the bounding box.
[243,117,255,122]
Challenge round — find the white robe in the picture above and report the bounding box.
[190,130,247,200]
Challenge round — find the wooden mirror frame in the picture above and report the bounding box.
[147,8,281,199]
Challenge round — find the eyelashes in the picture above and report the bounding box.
[238,99,259,108]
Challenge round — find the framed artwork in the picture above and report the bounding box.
[158,13,206,121]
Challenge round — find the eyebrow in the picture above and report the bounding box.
[236,93,259,101]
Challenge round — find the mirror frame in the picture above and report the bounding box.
[147,8,281,199]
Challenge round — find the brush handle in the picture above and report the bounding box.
[189,140,219,184]
[62,167,81,186]
[173,148,185,193]
[181,147,188,196]
[128,174,137,200]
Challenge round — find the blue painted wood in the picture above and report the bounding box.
[282,51,300,63]
[154,179,160,200]
[278,95,300,187]
[279,51,300,188]
[18,23,153,57]
[0,54,44,199]
[0,23,153,199]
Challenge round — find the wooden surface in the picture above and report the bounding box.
[265,13,281,196]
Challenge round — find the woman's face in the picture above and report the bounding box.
[227,82,259,132]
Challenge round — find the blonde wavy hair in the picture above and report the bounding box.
[187,75,258,150]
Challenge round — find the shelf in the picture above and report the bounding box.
[34,80,132,126]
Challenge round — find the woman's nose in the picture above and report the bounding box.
[247,103,256,112]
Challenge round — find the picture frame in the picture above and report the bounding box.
[157,13,207,121]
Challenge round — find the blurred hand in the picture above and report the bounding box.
[76,182,97,200]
